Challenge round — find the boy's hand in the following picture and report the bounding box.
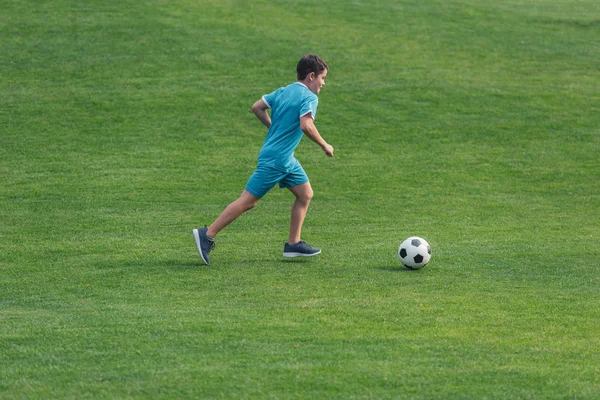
[299,115,333,157]
[322,143,334,157]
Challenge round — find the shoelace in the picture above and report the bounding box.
[204,226,216,251]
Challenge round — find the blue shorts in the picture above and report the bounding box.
[245,161,309,199]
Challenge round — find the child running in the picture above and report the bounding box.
[193,54,334,265]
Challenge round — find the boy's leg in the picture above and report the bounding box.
[193,190,260,265]
[208,190,260,238]
[287,182,313,244]
[194,164,275,264]
[283,182,320,257]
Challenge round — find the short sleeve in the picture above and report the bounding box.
[262,87,283,109]
[300,95,318,120]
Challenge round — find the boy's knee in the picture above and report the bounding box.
[306,190,314,201]
[237,190,260,211]
[244,197,259,211]
[300,189,313,204]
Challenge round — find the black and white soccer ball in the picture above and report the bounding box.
[398,236,431,270]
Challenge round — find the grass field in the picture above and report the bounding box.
[2,0,600,398]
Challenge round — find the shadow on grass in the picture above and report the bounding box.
[281,258,314,264]
[118,260,202,269]
[116,257,317,271]
[377,265,420,273]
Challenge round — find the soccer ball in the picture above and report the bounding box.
[398,237,431,270]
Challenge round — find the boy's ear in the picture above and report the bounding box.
[308,72,315,80]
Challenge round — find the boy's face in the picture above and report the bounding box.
[307,69,327,95]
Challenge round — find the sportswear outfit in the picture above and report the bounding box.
[194,82,321,264]
[245,82,318,198]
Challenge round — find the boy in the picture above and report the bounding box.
[193,54,334,265]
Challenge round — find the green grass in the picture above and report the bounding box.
[1,0,599,398]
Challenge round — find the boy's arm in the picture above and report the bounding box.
[251,99,271,128]
[300,114,334,157]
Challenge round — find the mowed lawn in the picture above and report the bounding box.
[1,0,599,398]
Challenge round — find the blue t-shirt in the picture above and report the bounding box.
[258,82,318,170]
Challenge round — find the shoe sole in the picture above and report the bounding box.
[192,229,210,265]
[283,250,321,258]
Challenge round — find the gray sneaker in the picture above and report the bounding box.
[193,226,215,265]
[283,241,321,258]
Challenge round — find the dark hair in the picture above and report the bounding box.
[296,54,328,80]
